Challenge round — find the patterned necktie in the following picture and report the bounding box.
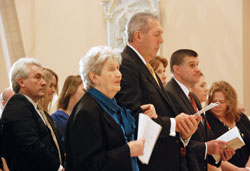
[37,105,62,164]
[189,92,198,112]
[146,63,160,86]
[189,92,206,126]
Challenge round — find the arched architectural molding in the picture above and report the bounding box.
[101,0,160,50]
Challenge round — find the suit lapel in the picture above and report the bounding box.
[124,46,170,105]
[170,79,207,137]
[170,78,196,114]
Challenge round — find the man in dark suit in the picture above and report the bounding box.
[0,88,14,170]
[165,49,234,171]
[1,58,64,171]
[115,12,201,171]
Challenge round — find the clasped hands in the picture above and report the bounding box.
[140,104,201,139]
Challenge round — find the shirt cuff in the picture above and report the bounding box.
[58,165,63,171]
[204,143,207,159]
[169,118,176,137]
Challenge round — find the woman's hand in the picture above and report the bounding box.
[220,148,235,161]
[127,139,145,157]
[140,104,157,119]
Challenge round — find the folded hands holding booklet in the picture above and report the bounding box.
[193,103,245,162]
[212,126,245,162]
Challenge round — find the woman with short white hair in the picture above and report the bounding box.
[65,46,156,171]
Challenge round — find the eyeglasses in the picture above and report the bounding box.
[211,100,226,104]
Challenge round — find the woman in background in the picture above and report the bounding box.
[52,75,85,144]
[38,68,58,113]
[149,56,168,86]
[206,81,250,171]
[191,72,208,104]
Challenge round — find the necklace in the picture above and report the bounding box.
[218,119,245,138]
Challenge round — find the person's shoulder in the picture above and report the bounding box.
[52,110,67,118]
[2,94,33,120]
[7,94,31,106]
[121,46,139,65]
[239,112,250,123]
[8,93,25,101]
[165,78,178,94]
[71,93,103,119]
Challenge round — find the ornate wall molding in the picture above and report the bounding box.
[101,0,160,50]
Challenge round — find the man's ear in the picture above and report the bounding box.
[17,77,25,88]
[133,31,143,43]
[89,72,99,86]
[173,65,180,74]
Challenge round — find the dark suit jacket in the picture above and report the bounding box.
[1,93,64,171]
[115,45,181,171]
[65,92,132,171]
[165,78,217,171]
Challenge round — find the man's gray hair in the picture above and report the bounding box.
[79,46,121,90]
[9,58,42,93]
[126,12,159,42]
[2,87,14,102]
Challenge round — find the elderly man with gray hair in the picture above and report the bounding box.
[115,12,201,171]
[1,58,64,171]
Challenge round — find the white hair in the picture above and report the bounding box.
[9,58,42,93]
[79,46,121,90]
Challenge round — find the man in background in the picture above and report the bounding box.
[1,58,64,171]
[0,88,14,117]
[0,87,14,171]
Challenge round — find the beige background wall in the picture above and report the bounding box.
[0,0,249,114]
[243,0,250,114]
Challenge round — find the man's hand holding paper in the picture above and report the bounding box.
[175,113,202,139]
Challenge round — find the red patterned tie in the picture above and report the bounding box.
[189,92,198,112]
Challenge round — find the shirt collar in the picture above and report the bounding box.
[127,43,146,65]
[172,76,190,99]
[22,94,38,109]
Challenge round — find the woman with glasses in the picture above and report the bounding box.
[206,81,250,171]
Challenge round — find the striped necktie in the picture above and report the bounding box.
[189,92,198,112]
[37,105,62,164]
[146,63,160,86]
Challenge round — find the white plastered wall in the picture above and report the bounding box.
[0,0,249,115]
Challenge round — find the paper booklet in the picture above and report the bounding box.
[137,113,162,164]
[212,126,245,162]
[195,102,219,116]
